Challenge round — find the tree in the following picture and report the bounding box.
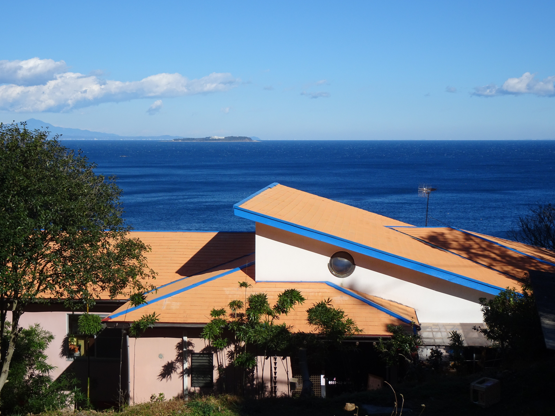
[0,324,84,414]
[474,285,544,355]
[306,298,361,344]
[374,324,421,368]
[508,203,555,251]
[202,284,305,395]
[0,122,156,395]
[202,284,362,397]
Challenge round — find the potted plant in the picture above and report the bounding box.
[69,336,81,357]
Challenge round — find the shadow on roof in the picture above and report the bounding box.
[175,232,255,277]
[408,228,554,283]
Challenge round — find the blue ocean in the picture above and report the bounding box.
[60,140,555,238]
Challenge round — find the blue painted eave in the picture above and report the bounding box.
[234,206,504,296]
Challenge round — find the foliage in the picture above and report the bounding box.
[130,312,160,337]
[203,283,364,397]
[187,396,236,416]
[426,347,444,373]
[77,313,104,336]
[0,122,156,393]
[306,298,362,343]
[0,324,84,414]
[201,283,306,373]
[474,285,544,355]
[508,203,555,251]
[150,392,165,403]
[447,331,465,370]
[374,324,422,367]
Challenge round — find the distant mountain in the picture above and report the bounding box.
[24,119,180,140]
[23,119,259,141]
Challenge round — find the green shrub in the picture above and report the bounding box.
[447,331,465,371]
[474,285,545,355]
[0,324,84,414]
[374,324,421,366]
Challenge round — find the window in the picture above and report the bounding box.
[191,353,213,388]
[328,251,356,278]
[67,314,121,359]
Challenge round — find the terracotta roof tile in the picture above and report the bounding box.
[237,184,554,290]
[107,260,415,337]
[390,227,555,283]
[107,232,254,300]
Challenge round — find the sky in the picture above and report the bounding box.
[1,0,554,140]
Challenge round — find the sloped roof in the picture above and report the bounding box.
[390,227,555,282]
[104,255,417,337]
[234,183,555,294]
[106,231,255,299]
[465,231,555,266]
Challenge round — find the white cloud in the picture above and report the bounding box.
[0,58,67,86]
[474,72,555,97]
[221,106,230,114]
[445,86,457,93]
[0,58,240,112]
[263,86,274,91]
[147,99,163,115]
[301,91,330,99]
[316,79,329,85]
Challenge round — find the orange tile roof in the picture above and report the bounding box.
[465,231,555,266]
[235,184,555,293]
[389,227,555,282]
[108,232,254,300]
[106,257,416,337]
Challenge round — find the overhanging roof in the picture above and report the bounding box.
[233,183,547,295]
[104,254,418,337]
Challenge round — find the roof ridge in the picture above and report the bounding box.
[145,251,255,294]
[104,258,255,322]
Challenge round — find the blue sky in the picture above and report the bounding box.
[1,1,554,140]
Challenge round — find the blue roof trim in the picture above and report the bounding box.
[457,228,555,268]
[390,224,555,270]
[130,230,254,233]
[385,226,444,229]
[259,280,413,325]
[323,282,413,324]
[387,227,523,282]
[234,182,280,208]
[144,252,255,294]
[234,207,504,296]
[106,261,255,321]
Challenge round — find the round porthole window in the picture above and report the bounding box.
[328,251,355,278]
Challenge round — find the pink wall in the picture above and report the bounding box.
[128,336,186,404]
[256,356,292,397]
[14,314,296,404]
[19,311,74,380]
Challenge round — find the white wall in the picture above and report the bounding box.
[255,224,489,323]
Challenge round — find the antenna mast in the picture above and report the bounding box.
[418,185,437,226]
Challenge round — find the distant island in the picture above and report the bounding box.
[173,136,257,142]
[22,119,261,142]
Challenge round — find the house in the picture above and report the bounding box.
[19,183,555,405]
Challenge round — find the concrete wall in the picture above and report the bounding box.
[255,223,489,323]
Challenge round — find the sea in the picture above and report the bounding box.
[59,140,555,239]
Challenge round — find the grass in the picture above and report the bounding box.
[38,355,555,416]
